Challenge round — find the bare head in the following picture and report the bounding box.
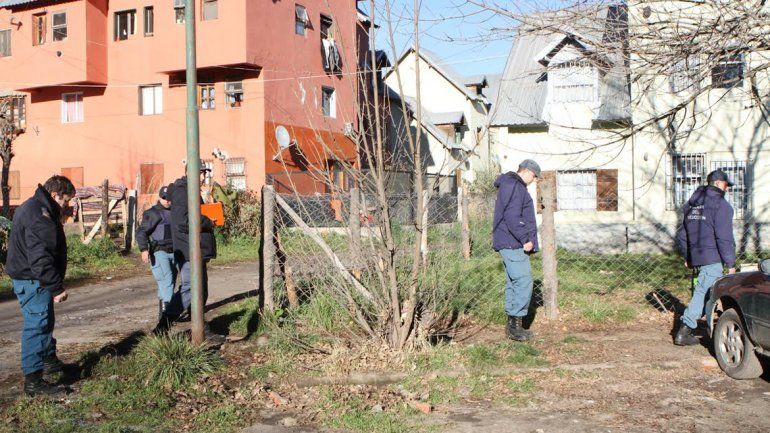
[43,175,76,209]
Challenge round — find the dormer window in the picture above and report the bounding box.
[549,61,597,103]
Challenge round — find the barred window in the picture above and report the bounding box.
[712,160,749,219]
[226,158,246,191]
[550,62,597,103]
[711,53,744,90]
[557,170,597,211]
[669,56,701,94]
[668,153,705,210]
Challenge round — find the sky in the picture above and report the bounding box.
[366,1,520,77]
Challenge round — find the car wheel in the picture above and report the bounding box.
[713,308,763,379]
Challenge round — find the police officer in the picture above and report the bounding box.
[492,159,540,341]
[136,186,176,331]
[674,169,736,346]
[7,175,76,396]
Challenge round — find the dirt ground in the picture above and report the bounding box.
[1,264,769,432]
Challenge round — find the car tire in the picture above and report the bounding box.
[713,308,764,379]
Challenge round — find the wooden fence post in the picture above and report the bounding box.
[420,189,429,265]
[541,177,559,320]
[461,184,471,260]
[262,185,276,312]
[100,179,109,238]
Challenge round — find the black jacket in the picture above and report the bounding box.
[675,185,736,268]
[136,203,173,253]
[6,185,68,296]
[167,176,216,261]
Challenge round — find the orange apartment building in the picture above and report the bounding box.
[0,0,368,205]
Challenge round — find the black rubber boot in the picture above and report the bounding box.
[674,323,699,346]
[24,371,64,397]
[42,354,64,375]
[152,302,172,335]
[506,316,533,342]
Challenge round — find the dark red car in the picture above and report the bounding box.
[708,259,770,379]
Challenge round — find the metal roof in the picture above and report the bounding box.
[490,4,630,127]
[426,111,464,125]
[0,0,43,8]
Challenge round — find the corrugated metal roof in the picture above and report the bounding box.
[490,4,630,127]
[484,73,502,107]
[0,0,42,8]
[0,89,24,97]
[402,96,471,152]
[426,111,464,125]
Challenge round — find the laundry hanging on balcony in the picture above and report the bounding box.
[322,39,342,73]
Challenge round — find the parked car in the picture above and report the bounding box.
[708,259,770,379]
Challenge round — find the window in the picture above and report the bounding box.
[144,7,154,36]
[668,153,705,209]
[550,62,597,103]
[321,87,336,117]
[52,12,67,41]
[139,84,163,115]
[202,0,218,21]
[557,170,597,211]
[32,13,46,46]
[61,93,84,123]
[2,96,26,129]
[295,4,308,36]
[115,10,137,41]
[0,29,10,57]
[670,56,700,93]
[225,158,246,191]
[712,53,744,89]
[174,0,185,24]
[225,81,243,108]
[198,83,215,110]
[712,160,749,219]
[320,14,334,40]
[454,126,463,145]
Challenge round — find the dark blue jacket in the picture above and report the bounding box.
[167,177,217,261]
[136,203,173,253]
[492,172,538,252]
[676,185,735,268]
[6,185,67,296]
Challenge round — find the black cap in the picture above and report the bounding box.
[159,186,169,199]
[707,169,734,187]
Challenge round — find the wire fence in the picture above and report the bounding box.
[259,177,769,340]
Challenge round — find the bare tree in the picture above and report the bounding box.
[0,96,22,217]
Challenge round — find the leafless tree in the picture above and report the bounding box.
[0,97,22,217]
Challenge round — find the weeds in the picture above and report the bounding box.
[133,334,223,389]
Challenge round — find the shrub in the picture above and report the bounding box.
[133,334,223,389]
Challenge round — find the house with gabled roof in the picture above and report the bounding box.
[383,46,495,184]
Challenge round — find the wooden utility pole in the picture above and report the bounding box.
[261,185,276,311]
[540,177,559,319]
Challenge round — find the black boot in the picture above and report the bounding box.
[152,302,172,335]
[42,354,64,375]
[674,324,699,346]
[506,316,533,342]
[24,371,64,397]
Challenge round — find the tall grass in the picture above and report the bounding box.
[133,334,223,389]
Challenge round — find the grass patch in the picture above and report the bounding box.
[211,236,260,265]
[133,334,223,389]
[317,388,423,433]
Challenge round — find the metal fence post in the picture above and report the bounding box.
[541,177,559,319]
[262,185,276,312]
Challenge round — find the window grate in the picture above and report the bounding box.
[711,160,749,219]
[557,170,597,211]
[667,153,705,210]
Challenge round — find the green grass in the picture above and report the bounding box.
[316,388,424,433]
[133,334,223,389]
[211,236,260,265]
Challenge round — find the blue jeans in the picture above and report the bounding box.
[12,280,56,376]
[681,262,723,329]
[500,248,534,318]
[168,254,208,317]
[150,250,177,303]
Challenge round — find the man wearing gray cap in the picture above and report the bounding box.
[492,159,540,341]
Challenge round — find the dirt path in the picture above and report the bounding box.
[0,261,259,388]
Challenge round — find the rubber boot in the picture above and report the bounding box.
[24,371,64,397]
[506,316,533,342]
[674,323,699,346]
[152,302,172,335]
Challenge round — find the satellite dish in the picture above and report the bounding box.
[275,125,292,150]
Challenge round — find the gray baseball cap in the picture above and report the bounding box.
[518,159,542,178]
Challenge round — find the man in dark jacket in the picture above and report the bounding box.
[493,159,540,341]
[674,169,736,346]
[166,165,216,321]
[136,186,176,330]
[7,175,76,396]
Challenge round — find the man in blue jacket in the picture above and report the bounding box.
[7,175,76,396]
[674,169,736,346]
[493,159,540,341]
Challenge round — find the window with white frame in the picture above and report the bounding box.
[0,29,10,57]
[668,153,705,209]
[202,0,218,21]
[225,81,243,108]
[174,0,185,24]
[557,170,597,211]
[550,62,597,103]
[139,84,163,115]
[669,56,700,93]
[61,93,83,123]
[295,4,308,36]
[114,10,136,41]
[144,6,154,37]
[712,160,749,219]
[198,83,215,110]
[321,87,336,117]
[52,12,67,41]
[225,158,246,191]
[711,53,744,89]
